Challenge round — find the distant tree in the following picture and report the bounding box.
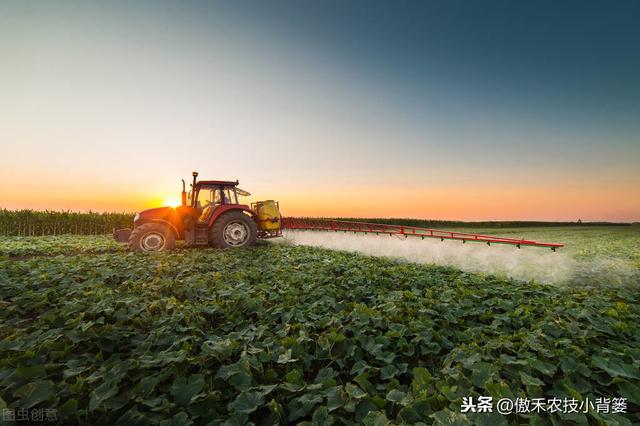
[577,219,582,224]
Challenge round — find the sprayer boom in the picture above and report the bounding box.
[282,218,564,250]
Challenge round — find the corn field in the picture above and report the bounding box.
[0,209,134,236]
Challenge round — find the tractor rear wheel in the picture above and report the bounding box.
[128,223,176,252]
[210,211,257,249]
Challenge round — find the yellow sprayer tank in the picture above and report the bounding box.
[254,200,281,231]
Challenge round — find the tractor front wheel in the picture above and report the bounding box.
[210,211,257,249]
[128,223,176,252]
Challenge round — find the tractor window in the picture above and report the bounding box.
[212,188,237,205]
[213,189,222,206]
[196,187,237,207]
[225,189,237,204]
[196,189,213,208]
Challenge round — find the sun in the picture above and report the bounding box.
[163,197,181,208]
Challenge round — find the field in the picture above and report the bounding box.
[0,226,639,424]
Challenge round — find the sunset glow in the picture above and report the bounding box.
[1,1,638,221]
[162,197,182,209]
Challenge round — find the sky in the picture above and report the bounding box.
[1,0,639,221]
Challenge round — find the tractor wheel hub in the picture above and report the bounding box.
[141,232,165,251]
[223,222,249,246]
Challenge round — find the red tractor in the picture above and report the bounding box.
[113,172,281,252]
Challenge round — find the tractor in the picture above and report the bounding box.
[113,172,281,252]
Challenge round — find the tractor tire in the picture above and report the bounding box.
[210,211,257,249]
[128,222,176,252]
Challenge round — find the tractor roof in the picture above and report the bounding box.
[196,180,239,187]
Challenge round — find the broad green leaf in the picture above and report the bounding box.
[380,365,398,380]
[312,406,332,426]
[58,399,78,417]
[399,399,431,423]
[618,380,640,405]
[350,360,371,376]
[134,375,160,399]
[519,371,544,386]
[386,389,406,403]
[560,357,578,373]
[355,400,379,423]
[592,356,640,379]
[528,358,557,376]
[229,371,253,390]
[16,365,47,380]
[430,409,471,425]
[362,411,391,426]
[15,380,55,409]
[470,362,493,388]
[89,381,118,411]
[63,364,91,379]
[170,375,205,407]
[287,394,322,421]
[467,412,508,426]
[228,391,265,414]
[412,367,432,387]
[354,371,373,393]
[326,386,345,411]
[159,411,193,426]
[345,383,367,400]
[314,367,337,386]
[277,349,298,364]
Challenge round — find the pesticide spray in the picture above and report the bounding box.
[278,230,635,286]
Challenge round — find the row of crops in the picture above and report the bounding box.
[0,236,638,424]
[0,209,134,236]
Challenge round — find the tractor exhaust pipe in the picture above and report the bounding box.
[181,179,187,206]
[192,171,198,191]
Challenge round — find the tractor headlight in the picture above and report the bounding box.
[134,213,140,223]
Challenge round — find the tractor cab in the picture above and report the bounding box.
[189,180,250,224]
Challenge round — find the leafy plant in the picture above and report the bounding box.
[0,238,638,424]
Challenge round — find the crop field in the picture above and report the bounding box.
[0,226,639,424]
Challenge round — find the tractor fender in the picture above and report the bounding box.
[208,205,255,228]
[137,218,181,238]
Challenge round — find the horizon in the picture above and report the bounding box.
[0,206,636,225]
[1,1,639,221]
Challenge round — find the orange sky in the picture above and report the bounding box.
[1,2,639,222]
[1,172,638,222]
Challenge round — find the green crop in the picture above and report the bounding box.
[0,235,125,258]
[0,209,134,236]
[0,237,638,424]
